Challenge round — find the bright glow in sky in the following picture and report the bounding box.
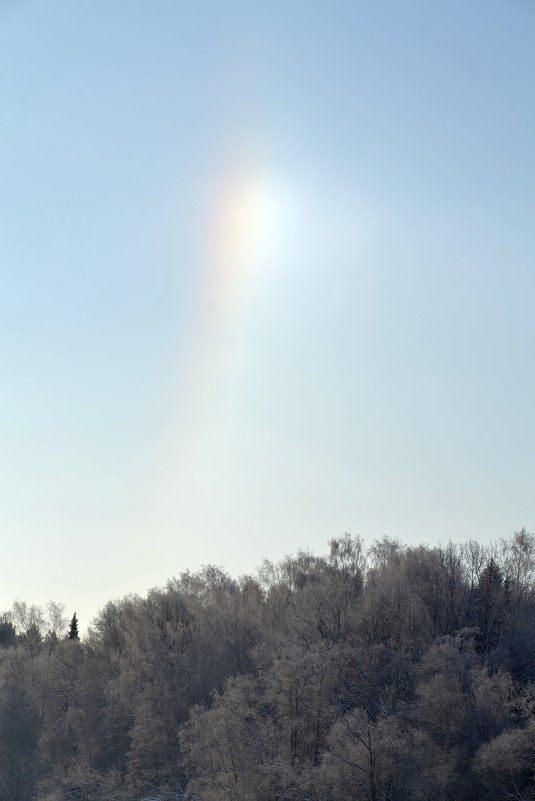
[1,0,534,628]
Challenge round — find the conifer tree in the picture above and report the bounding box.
[68,612,79,640]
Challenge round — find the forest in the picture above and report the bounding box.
[2,531,535,801]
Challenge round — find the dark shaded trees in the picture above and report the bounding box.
[0,532,534,801]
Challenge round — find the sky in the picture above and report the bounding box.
[1,0,534,628]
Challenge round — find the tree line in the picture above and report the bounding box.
[1,530,535,801]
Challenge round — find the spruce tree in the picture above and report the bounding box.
[67,612,79,640]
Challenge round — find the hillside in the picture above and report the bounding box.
[1,531,535,801]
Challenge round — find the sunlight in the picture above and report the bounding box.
[208,166,297,292]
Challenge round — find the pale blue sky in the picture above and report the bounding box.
[1,0,533,627]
